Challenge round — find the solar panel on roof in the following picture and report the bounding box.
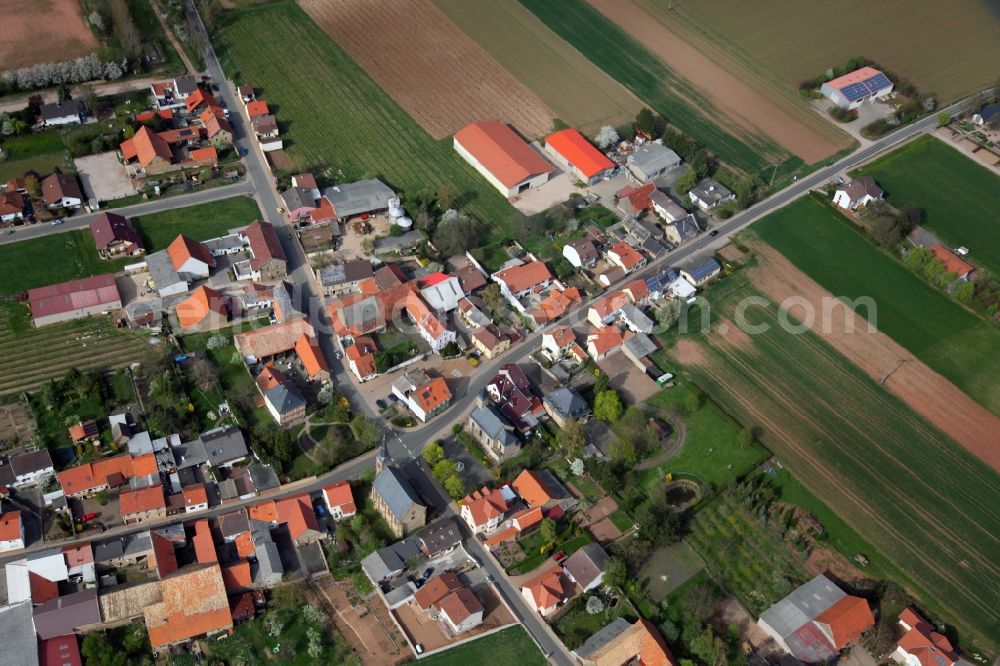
[841,83,870,102]
[863,73,892,91]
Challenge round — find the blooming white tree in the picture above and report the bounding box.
[594,125,620,149]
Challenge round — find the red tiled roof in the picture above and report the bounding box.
[135,109,174,122]
[439,587,483,626]
[523,566,564,610]
[235,532,256,558]
[546,326,576,349]
[609,241,644,270]
[30,570,59,603]
[587,325,625,356]
[616,182,656,212]
[454,121,552,189]
[896,607,957,666]
[931,245,974,277]
[62,543,93,567]
[414,572,464,610]
[530,287,581,323]
[323,481,357,515]
[235,318,315,360]
[275,494,319,542]
[244,219,287,270]
[624,278,649,303]
[188,146,218,164]
[221,559,252,592]
[246,100,269,118]
[177,286,228,329]
[247,500,277,523]
[145,563,232,648]
[120,125,172,167]
[151,531,178,578]
[295,333,329,378]
[825,66,885,91]
[414,376,452,415]
[0,510,21,542]
[119,486,166,516]
[545,128,614,178]
[512,505,543,531]
[28,274,120,321]
[815,595,875,649]
[67,420,98,442]
[513,470,556,508]
[184,88,221,114]
[345,336,378,378]
[183,483,208,507]
[493,261,553,294]
[462,486,507,527]
[192,519,218,564]
[167,235,216,272]
[131,452,158,477]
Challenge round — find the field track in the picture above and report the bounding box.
[299,0,554,139]
[748,242,1000,470]
[433,0,643,134]
[668,275,1000,650]
[0,0,98,70]
[584,0,848,164]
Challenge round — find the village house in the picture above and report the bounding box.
[345,335,378,382]
[513,468,577,511]
[276,494,323,546]
[119,486,167,525]
[0,190,27,222]
[391,369,452,423]
[90,212,145,258]
[485,364,543,433]
[176,285,229,330]
[470,326,510,359]
[38,99,87,126]
[588,290,630,328]
[650,189,687,223]
[323,481,357,520]
[414,572,485,637]
[492,261,554,312]
[236,220,288,281]
[544,128,615,185]
[323,178,395,220]
[460,486,508,534]
[521,566,568,617]
[606,241,646,273]
[318,259,374,296]
[454,120,553,198]
[757,574,875,663]
[527,286,582,327]
[930,245,975,281]
[892,607,966,666]
[371,444,427,537]
[466,399,521,463]
[616,182,655,217]
[543,387,590,427]
[41,173,83,209]
[145,564,233,652]
[833,176,884,210]
[418,273,464,312]
[680,258,722,287]
[0,511,24,552]
[1,449,55,487]
[689,178,735,211]
[574,618,678,666]
[150,76,198,110]
[821,66,893,109]
[28,274,122,327]
[563,237,600,269]
[663,214,700,246]
[563,543,609,593]
[252,114,282,151]
[183,484,209,513]
[626,143,682,183]
[255,365,306,425]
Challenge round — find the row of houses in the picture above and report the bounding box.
[1,172,84,225]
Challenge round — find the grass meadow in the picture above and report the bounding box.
[420,626,546,666]
[754,195,1000,415]
[213,1,518,236]
[853,135,1000,275]
[665,273,1000,650]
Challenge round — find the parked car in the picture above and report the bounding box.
[553,551,567,563]
[387,394,398,403]
[376,399,387,410]
[709,229,719,237]
[421,567,434,580]
[77,512,97,523]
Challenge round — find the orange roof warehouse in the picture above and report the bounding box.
[453,121,553,198]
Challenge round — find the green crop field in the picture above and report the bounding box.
[0,197,261,297]
[213,1,516,235]
[517,0,790,175]
[854,135,1000,275]
[0,303,155,395]
[665,273,1000,651]
[754,195,1000,415]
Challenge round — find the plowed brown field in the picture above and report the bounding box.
[584,0,850,164]
[0,0,98,70]
[748,242,1000,470]
[299,0,554,140]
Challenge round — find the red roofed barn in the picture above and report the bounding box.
[454,121,552,198]
[544,128,615,185]
[28,274,122,327]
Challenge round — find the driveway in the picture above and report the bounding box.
[75,152,137,204]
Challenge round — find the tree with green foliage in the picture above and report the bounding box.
[634,107,656,136]
[540,517,557,544]
[594,389,624,423]
[954,280,975,302]
[676,166,697,194]
[481,283,505,317]
[557,419,586,460]
[423,441,445,466]
[684,390,703,415]
[936,111,950,127]
[609,436,637,465]
[443,474,465,499]
[433,458,457,480]
[603,556,627,589]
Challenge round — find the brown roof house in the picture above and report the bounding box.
[90,212,145,258]
[573,618,678,666]
[563,543,609,593]
[144,563,233,652]
[236,220,287,281]
[41,173,83,209]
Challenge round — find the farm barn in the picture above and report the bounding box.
[821,66,893,110]
[27,274,122,327]
[454,121,553,198]
[544,128,616,185]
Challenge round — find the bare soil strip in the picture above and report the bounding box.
[747,242,1000,471]
[584,0,849,164]
[299,0,555,140]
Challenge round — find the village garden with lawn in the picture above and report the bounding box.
[754,194,1000,416]
[852,135,1000,274]
[420,626,546,666]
